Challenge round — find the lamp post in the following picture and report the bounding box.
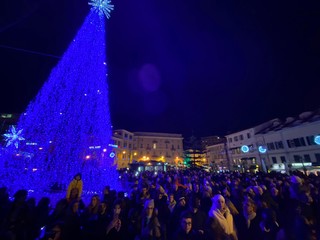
[300,156,307,175]
[258,145,268,173]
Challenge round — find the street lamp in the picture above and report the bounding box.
[241,145,249,153]
[258,146,267,154]
[257,145,268,173]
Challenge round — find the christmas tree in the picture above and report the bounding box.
[1,0,118,193]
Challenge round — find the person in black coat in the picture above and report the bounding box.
[234,199,261,240]
[172,211,199,240]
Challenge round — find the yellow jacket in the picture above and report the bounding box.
[66,179,83,199]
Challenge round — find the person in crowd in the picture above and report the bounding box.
[63,200,82,240]
[155,186,170,240]
[137,184,150,206]
[235,199,261,240]
[172,211,199,240]
[0,187,11,229]
[106,200,123,239]
[139,199,161,240]
[167,193,176,213]
[45,222,63,240]
[259,208,280,240]
[206,194,238,240]
[222,187,239,216]
[188,196,206,237]
[2,170,320,240]
[94,201,110,240]
[102,185,113,205]
[82,194,100,238]
[34,197,51,239]
[169,196,188,238]
[66,173,83,202]
[1,189,30,240]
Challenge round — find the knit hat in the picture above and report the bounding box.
[178,196,186,202]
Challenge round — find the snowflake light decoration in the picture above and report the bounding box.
[88,0,114,19]
[3,126,25,148]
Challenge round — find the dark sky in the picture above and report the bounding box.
[0,0,319,137]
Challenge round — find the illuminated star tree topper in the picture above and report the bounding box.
[3,126,25,148]
[88,0,114,19]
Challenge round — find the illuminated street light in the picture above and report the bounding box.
[258,146,267,154]
[241,145,249,153]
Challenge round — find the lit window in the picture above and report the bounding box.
[153,143,157,149]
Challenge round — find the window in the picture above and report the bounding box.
[124,134,128,138]
[303,154,311,162]
[239,135,244,140]
[275,141,284,149]
[129,143,132,148]
[300,138,306,146]
[289,138,307,148]
[123,142,127,148]
[267,142,275,150]
[177,145,180,149]
[153,143,157,149]
[140,144,143,148]
[306,136,315,146]
[234,136,238,141]
[294,155,301,163]
[229,138,233,143]
[129,135,133,140]
[280,156,286,163]
[272,157,277,164]
[293,138,300,147]
[278,141,284,149]
[315,153,320,164]
[287,140,295,148]
[247,133,251,139]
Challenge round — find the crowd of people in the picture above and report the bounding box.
[0,169,319,240]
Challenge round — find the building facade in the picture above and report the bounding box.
[132,132,184,166]
[206,141,229,171]
[110,129,135,169]
[225,121,273,172]
[256,111,320,173]
[220,109,320,173]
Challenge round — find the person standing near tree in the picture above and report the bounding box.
[66,173,83,202]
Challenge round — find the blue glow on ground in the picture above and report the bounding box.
[0,11,119,193]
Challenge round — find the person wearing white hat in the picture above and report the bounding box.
[206,194,238,240]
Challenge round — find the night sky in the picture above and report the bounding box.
[0,0,319,137]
